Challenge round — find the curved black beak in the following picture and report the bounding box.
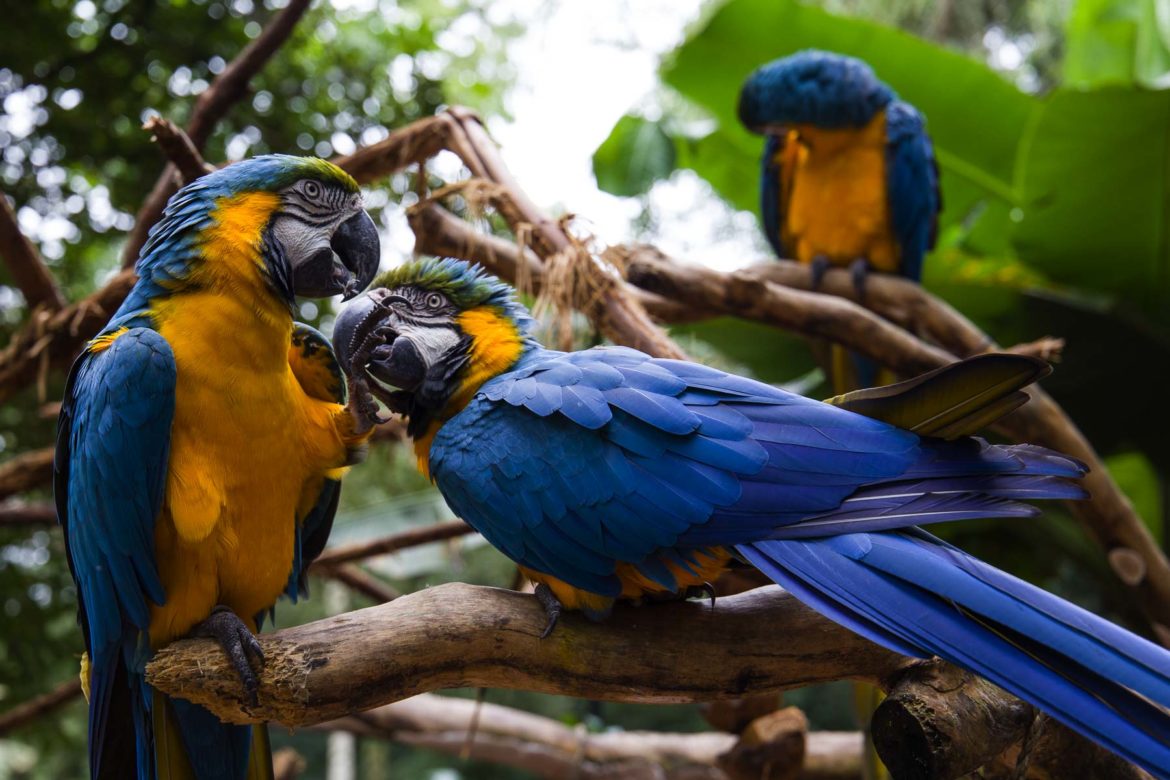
[332,290,381,374]
[292,210,381,300]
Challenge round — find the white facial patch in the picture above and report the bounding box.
[270,213,332,263]
[396,321,462,366]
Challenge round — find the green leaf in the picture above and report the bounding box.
[592,115,677,196]
[1011,87,1170,309]
[1065,0,1170,89]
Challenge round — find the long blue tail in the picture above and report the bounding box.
[739,531,1170,777]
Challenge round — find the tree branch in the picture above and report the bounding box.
[0,269,135,404]
[0,503,56,528]
[0,447,54,500]
[0,678,82,736]
[0,195,65,311]
[316,692,862,780]
[144,116,215,184]
[119,0,312,268]
[147,584,912,725]
[146,584,1136,778]
[308,519,474,570]
[318,564,400,603]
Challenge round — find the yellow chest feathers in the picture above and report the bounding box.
[779,111,900,272]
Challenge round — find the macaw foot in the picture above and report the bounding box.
[534,584,563,639]
[345,372,389,436]
[192,606,265,706]
[684,581,717,610]
[848,257,870,300]
[809,255,832,289]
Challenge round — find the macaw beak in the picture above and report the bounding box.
[291,210,381,300]
[332,289,426,396]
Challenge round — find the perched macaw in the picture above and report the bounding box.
[55,155,379,780]
[334,258,1170,778]
[739,50,940,392]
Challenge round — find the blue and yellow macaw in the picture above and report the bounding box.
[739,50,940,392]
[55,155,380,780]
[334,258,1170,778]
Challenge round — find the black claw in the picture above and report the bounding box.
[192,605,264,706]
[849,257,870,300]
[809,255,831,289]
[534,584,563,639]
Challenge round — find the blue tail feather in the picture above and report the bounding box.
[740,535,1170,778]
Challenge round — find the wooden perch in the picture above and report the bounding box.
[318,692,862,780]
[0,195,65,311]
[146,584,1136,778]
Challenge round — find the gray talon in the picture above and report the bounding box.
[534,584,563,639]
[192,605,264,705]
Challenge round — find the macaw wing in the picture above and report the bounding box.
[759,134,789,258]
[286,322,346,601]
[885,100,940,282]
[429,347,918,595]
[54,327,174,775]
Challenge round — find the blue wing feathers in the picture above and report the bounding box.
[429,343,1170,773]
[885,100,939,280]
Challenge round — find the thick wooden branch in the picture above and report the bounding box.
[120,0,311,267]
[147,584,912,725]
[318,692,862,780]
[0,678,82,736]
[0,447,54,500]
[0,503,56,528]
[0,195,65,311]
[146,584,1135,778]
[617,248,1170,644]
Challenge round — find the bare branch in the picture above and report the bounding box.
[331,115,453,185]
[319,564,400,603]
[0,503,56,528]
[144,117,215,185]
[120,0,312,268]
[146,584,1137,777]
[0,678,82,736]
[0,447,55,501]
[0,270,135,404]
[317,692,862,780]
[309,519,474,570]
[147,584,912,725]
[0,195,65,311]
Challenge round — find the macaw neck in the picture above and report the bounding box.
[792,110,886,153]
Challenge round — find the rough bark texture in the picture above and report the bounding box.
[147,584,912,727]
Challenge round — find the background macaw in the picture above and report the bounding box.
[334,258,1170,779]
[54,155,379,780]
[738,50,940,393]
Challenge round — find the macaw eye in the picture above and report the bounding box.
[304,181,322,199]
[424,292,444,309]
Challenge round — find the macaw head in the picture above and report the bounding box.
[139,154,380,302]
[332,257,533,428]
[738,49,894,135]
